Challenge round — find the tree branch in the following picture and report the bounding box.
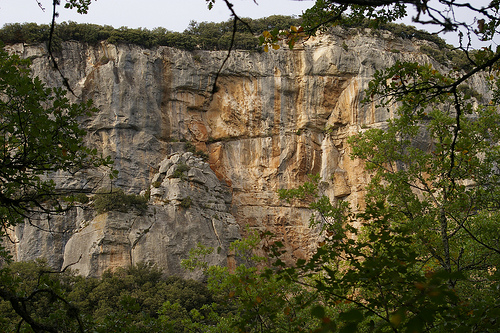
[0,287,58,333]
[210,0,254,94]
[48,1,75,95]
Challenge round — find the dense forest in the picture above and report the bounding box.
[0,236,326,333]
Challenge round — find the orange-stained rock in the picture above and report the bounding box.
[6,27,490,276]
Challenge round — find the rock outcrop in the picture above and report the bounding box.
[5,27,488,277]
[60,152,239,279]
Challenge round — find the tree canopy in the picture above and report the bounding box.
[0,16,302,51]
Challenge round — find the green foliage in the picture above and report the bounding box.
[92,188,148,214]
[0,15,302,51]
[179,196,192,209]
[0,22,51,44]
[345,58,500,330]
[181,234,324,332]
[330,41,500,331]
[64,0,93,14]
[270,178,499,333]
[0,44,114,229]
[171,163,190,179]
[0,261,218,333]
[0,260,85,333]
[75,264,214,332]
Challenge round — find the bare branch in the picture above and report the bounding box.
[48,1,75,95]
[34,0,45,11]
[210,0,255,94]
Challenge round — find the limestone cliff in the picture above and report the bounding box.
[5,27,487,277]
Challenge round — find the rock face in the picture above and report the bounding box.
[5,27,488,277]
[61,152,239,278]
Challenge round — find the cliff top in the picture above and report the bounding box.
[1,15,450,52]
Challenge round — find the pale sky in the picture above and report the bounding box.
[0,0,315,31]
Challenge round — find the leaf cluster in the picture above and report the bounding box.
[0,44,114,229]
[181,234,324,333]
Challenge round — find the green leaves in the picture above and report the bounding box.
[0,43,118,332]
[205,0,216,10]
[298,0,407,37]
[63,0,93,14]
[346,34,500,331]
[0,44,114,229]
[259,25,306,51]
[0,42,117,329]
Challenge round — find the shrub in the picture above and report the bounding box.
[171,163,190,179]
[93,188,148,214]
[185,142,196,154]
[179,196,192,209]
[70,192,90,204]
[185,142,209,160]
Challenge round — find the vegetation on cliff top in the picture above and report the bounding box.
[1,15,456,55]
[0,16,302,50]
[0,16,471,71]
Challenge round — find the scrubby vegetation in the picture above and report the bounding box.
[92,188,148,214]
[0,16,302,50]
[185,142,209,160]
[179,196,193,209]
[0,15,465,67]
[171,163,190,179]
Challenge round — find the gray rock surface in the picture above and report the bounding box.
[4,27,490,275]
[61,153,239,278]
